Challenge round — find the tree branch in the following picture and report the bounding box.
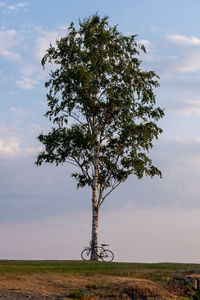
[98,181,121,207]
[66,159,79,167]
[72,156,92,185]
[63,109,85,126]
[97,183,104,207]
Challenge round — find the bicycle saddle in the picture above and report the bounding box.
[101,244,109,246]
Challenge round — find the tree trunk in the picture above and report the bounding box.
[90,201,99,260]
[90,148,99,260]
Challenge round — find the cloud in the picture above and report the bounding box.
[159,34,200,79]
[14,27,66,89]
[0,2,28,12]
[16,76,39,89]
[10,106,29,116]
[175,136,192,143]
[17,2,27,7]
[167,34,200,46]
[1,49,21,61]
[27,123,43,135]
[0,122,24,157]
[16,64,47,89]
[195,137,200,143]
[137,39,155,62]
[172,96,200,115]
[167,154,200,198]
[0,28,21,61]
[160,51,200,80]
[35,32,59,61]
[0,120,45,159]
[155,139,200,204]
[150,25,160,32]
[0,150,89,224]
[176,51,200,73]
[138,39,152,48]
[20,65,36,76]
[7,5,16,10]
[25,146,42,154]
[0,137,21,155]
[21,64,47,80]
[34,27,65,61]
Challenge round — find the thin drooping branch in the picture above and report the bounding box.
[65,159,79,167]
[97,183,105,208]
[82,105,93,134]
[98,182,121,207]
[73,156,92,183]
[69,113,85,125]
[63,110,85,126]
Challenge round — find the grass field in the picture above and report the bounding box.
[1,259,200,274]
[0,260,199,299]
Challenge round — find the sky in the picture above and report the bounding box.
[1,0,200,262]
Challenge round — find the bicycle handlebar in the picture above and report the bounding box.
[88,242,110,247]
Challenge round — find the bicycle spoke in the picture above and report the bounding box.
[81,248,91,261]
[101,250,114,262]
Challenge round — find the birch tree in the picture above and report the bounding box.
[36,14,164,260]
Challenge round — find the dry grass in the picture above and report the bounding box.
[0,273,178,299]
[0,273,86,296]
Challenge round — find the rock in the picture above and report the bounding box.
[169,276,196,296]
[182,269,200,276]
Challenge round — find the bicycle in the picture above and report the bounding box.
[81,243,114,262]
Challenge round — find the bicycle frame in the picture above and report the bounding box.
[96,246,106,258]
[84,245,106,258]
[81,243,114,262]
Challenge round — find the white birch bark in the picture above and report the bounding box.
[90,199,99,260]
[90,150,99,260]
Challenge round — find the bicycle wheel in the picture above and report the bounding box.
[101,250,114,262]
[81,248,91,261]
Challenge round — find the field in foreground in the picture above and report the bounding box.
[0,260,199,299]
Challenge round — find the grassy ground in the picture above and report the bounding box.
[0,260,199,299]
[1,260,200,275]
